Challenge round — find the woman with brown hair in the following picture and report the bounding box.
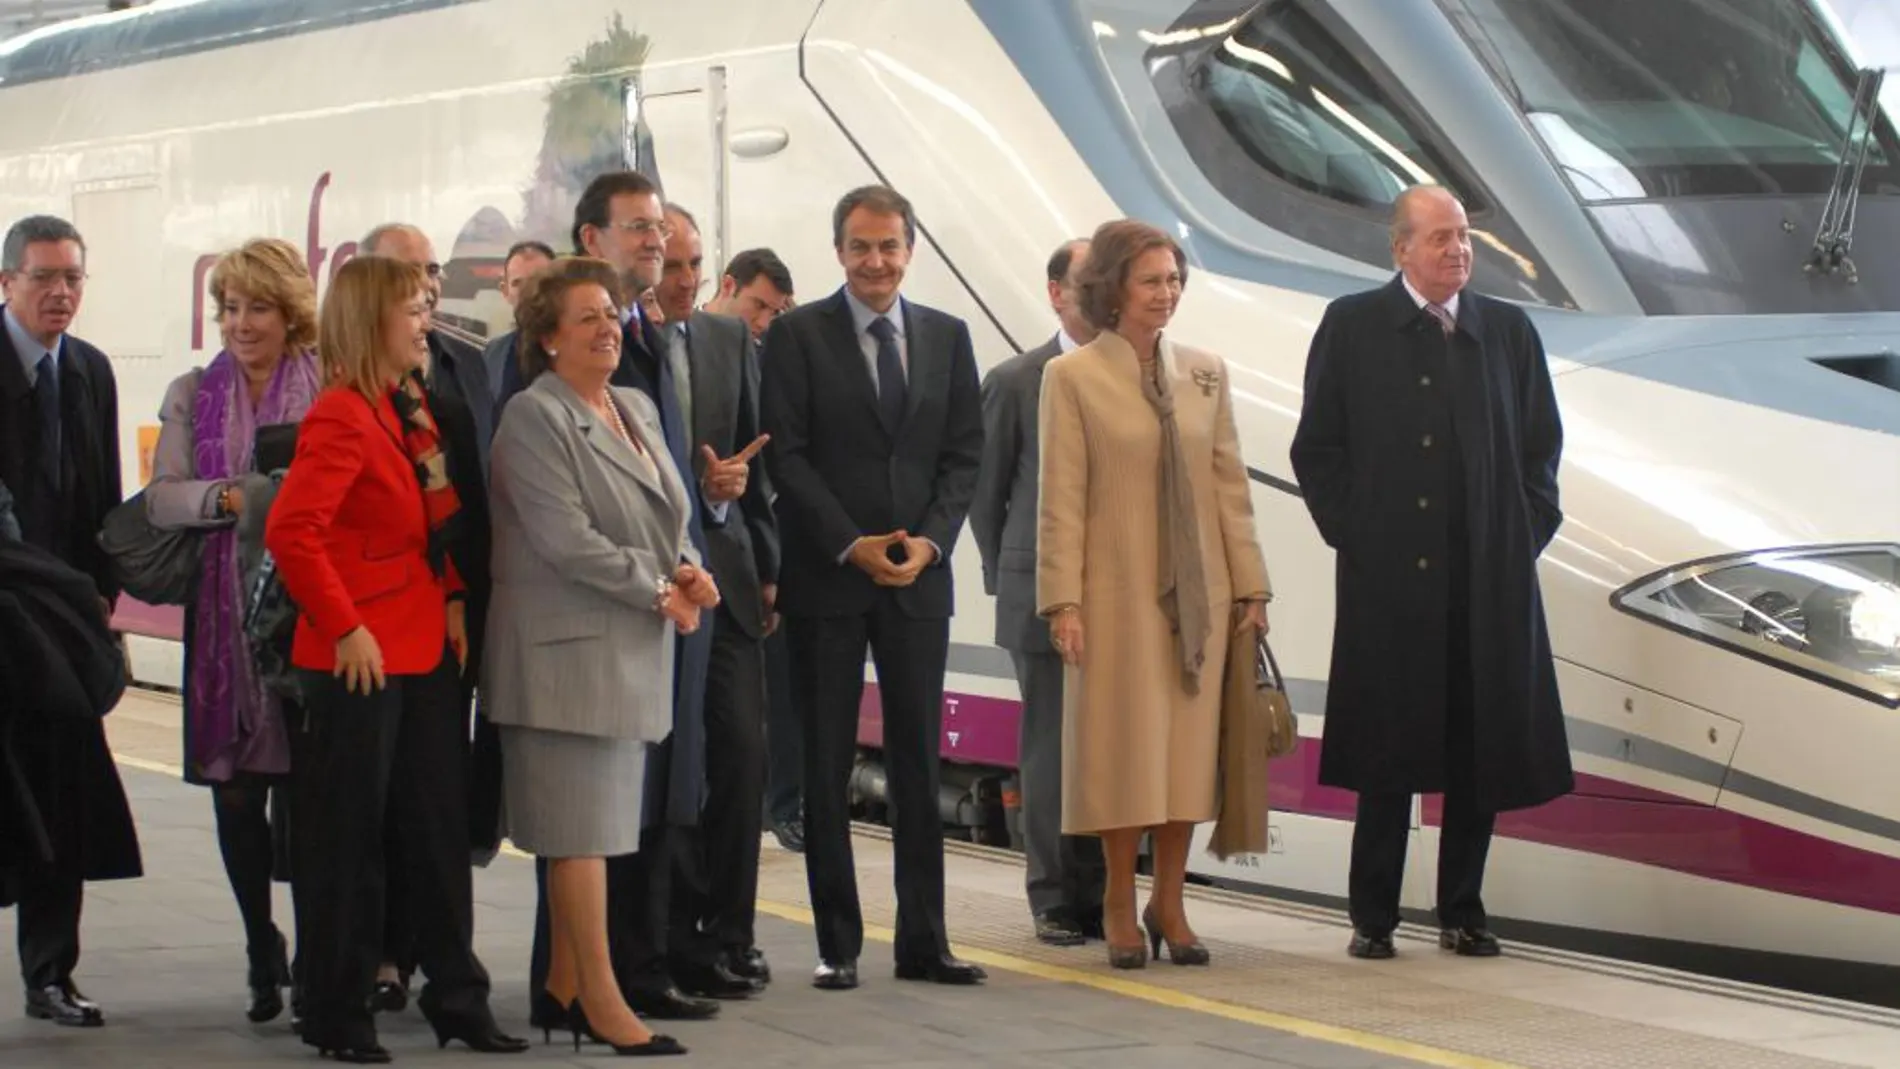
[485,257,712,1057]
[1036,219,1272,969]
[264,256,525,1063]
[147,237,320,1023]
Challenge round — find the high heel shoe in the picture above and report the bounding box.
[561,1000,686,1057]
[1142,906,1211,966]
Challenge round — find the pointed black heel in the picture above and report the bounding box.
[560,1000,685,1056]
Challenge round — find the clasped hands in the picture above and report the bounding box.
[659,562,721,634]
[848,530,936,587]
[1049,599,1269,668]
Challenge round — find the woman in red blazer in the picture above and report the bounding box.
[264,256,525,1064]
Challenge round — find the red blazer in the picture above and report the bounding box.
[264,384,462,675]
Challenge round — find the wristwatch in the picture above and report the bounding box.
[215,483,234,518]
[653,577,677,614]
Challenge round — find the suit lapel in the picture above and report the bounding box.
[900,300,934,429]
[823,291,885,433]
[541,374,666,499]
[685,313,728,463]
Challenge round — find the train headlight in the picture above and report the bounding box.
[1612,544,1900,707]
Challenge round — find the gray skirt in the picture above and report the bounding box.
[498,724,648,858]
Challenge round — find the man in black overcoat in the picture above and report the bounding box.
[0,215,144,1025]
[1289,186,1571,961]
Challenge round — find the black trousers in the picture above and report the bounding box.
[1010,649,1104,922]
[762,627,803,827]
[790,595,950,965]
[691,608,766,955]
[1347,603,1495,936]
[15,871,81,989]
[292,652,489,1046]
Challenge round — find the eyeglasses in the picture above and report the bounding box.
[608,218,675,241]
[18,268,86,289]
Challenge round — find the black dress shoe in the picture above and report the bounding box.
[24,982,104,1027]
[894,954,986,985]
[770,818,805,853]
[811,960,858,991]
[1075,908,1106,941]
[624,986,720,1020]
[675,961,761,1000]
[1347,930,1396,959]
[427,1011,531,1054]
[1033,911,1086,946]
[725,947,771,985]
[1440,926,1501,957]
[367,978,407,1014]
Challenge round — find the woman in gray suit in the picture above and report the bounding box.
[484,257,716,1057]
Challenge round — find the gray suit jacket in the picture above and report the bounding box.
[681,310,779,639]
[482,330,517,401]
[970,334,1063,653]
[482,371,697,742]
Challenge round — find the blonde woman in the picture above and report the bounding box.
[148,238,320,1023]
[263,256,525,1063]
[1037,219,1271,969]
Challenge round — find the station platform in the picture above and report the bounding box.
[2,688,1897,1069]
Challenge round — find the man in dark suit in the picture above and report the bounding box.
[496,172,721,1023]
[1290,185,1570,962]
[0,214,143,1027]
[653,204,780,995]
[969,238,1105,947]
[705,249,806,855]
[760,185,986,991]
[482,240,555,398]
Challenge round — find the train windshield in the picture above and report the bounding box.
[1442,0,1900,202]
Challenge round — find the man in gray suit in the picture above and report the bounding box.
[970,238,1105,946]
[653,204,780,996]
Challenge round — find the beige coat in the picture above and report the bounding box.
[1037,332,1270,834]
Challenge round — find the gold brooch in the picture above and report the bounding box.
[1191,368,1221,397]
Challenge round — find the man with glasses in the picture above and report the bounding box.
[0,214,143,1028]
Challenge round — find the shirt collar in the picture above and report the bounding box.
[1401,275,1459,321]
[4,305,58,383]
[843,287,904,339]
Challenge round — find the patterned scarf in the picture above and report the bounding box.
[188,348,321,782]
[388,370,464,578]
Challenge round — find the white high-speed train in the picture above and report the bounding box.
[2,0,1897,1006]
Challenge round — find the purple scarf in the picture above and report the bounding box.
[187,349,320,782]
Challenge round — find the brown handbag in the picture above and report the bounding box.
[1210,621,1298,859]
[1255,632,1299,759]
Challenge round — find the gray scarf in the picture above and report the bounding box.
[1138,342,1212,694]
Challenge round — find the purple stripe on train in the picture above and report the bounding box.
[857,685,1900,918]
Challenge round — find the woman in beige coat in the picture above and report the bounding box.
[1037,220,1271,969]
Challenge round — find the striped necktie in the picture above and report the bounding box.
[1424,302,1456,336]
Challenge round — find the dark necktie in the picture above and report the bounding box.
[867,315,906,432]
[33,353,60,491]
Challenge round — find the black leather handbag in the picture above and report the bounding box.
[98,490,201,606]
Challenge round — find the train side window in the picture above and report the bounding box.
[1195,4,1475,213]
[1152,0,1572,307]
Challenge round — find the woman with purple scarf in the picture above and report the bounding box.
[149,237,322,1025]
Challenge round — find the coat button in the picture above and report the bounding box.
[1417,496,1429,509]
[1417,557,1430,570]
[1421,434,1433,448]
[1420,375,1432,387]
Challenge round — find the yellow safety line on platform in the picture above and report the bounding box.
[115,754,1525,1069]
